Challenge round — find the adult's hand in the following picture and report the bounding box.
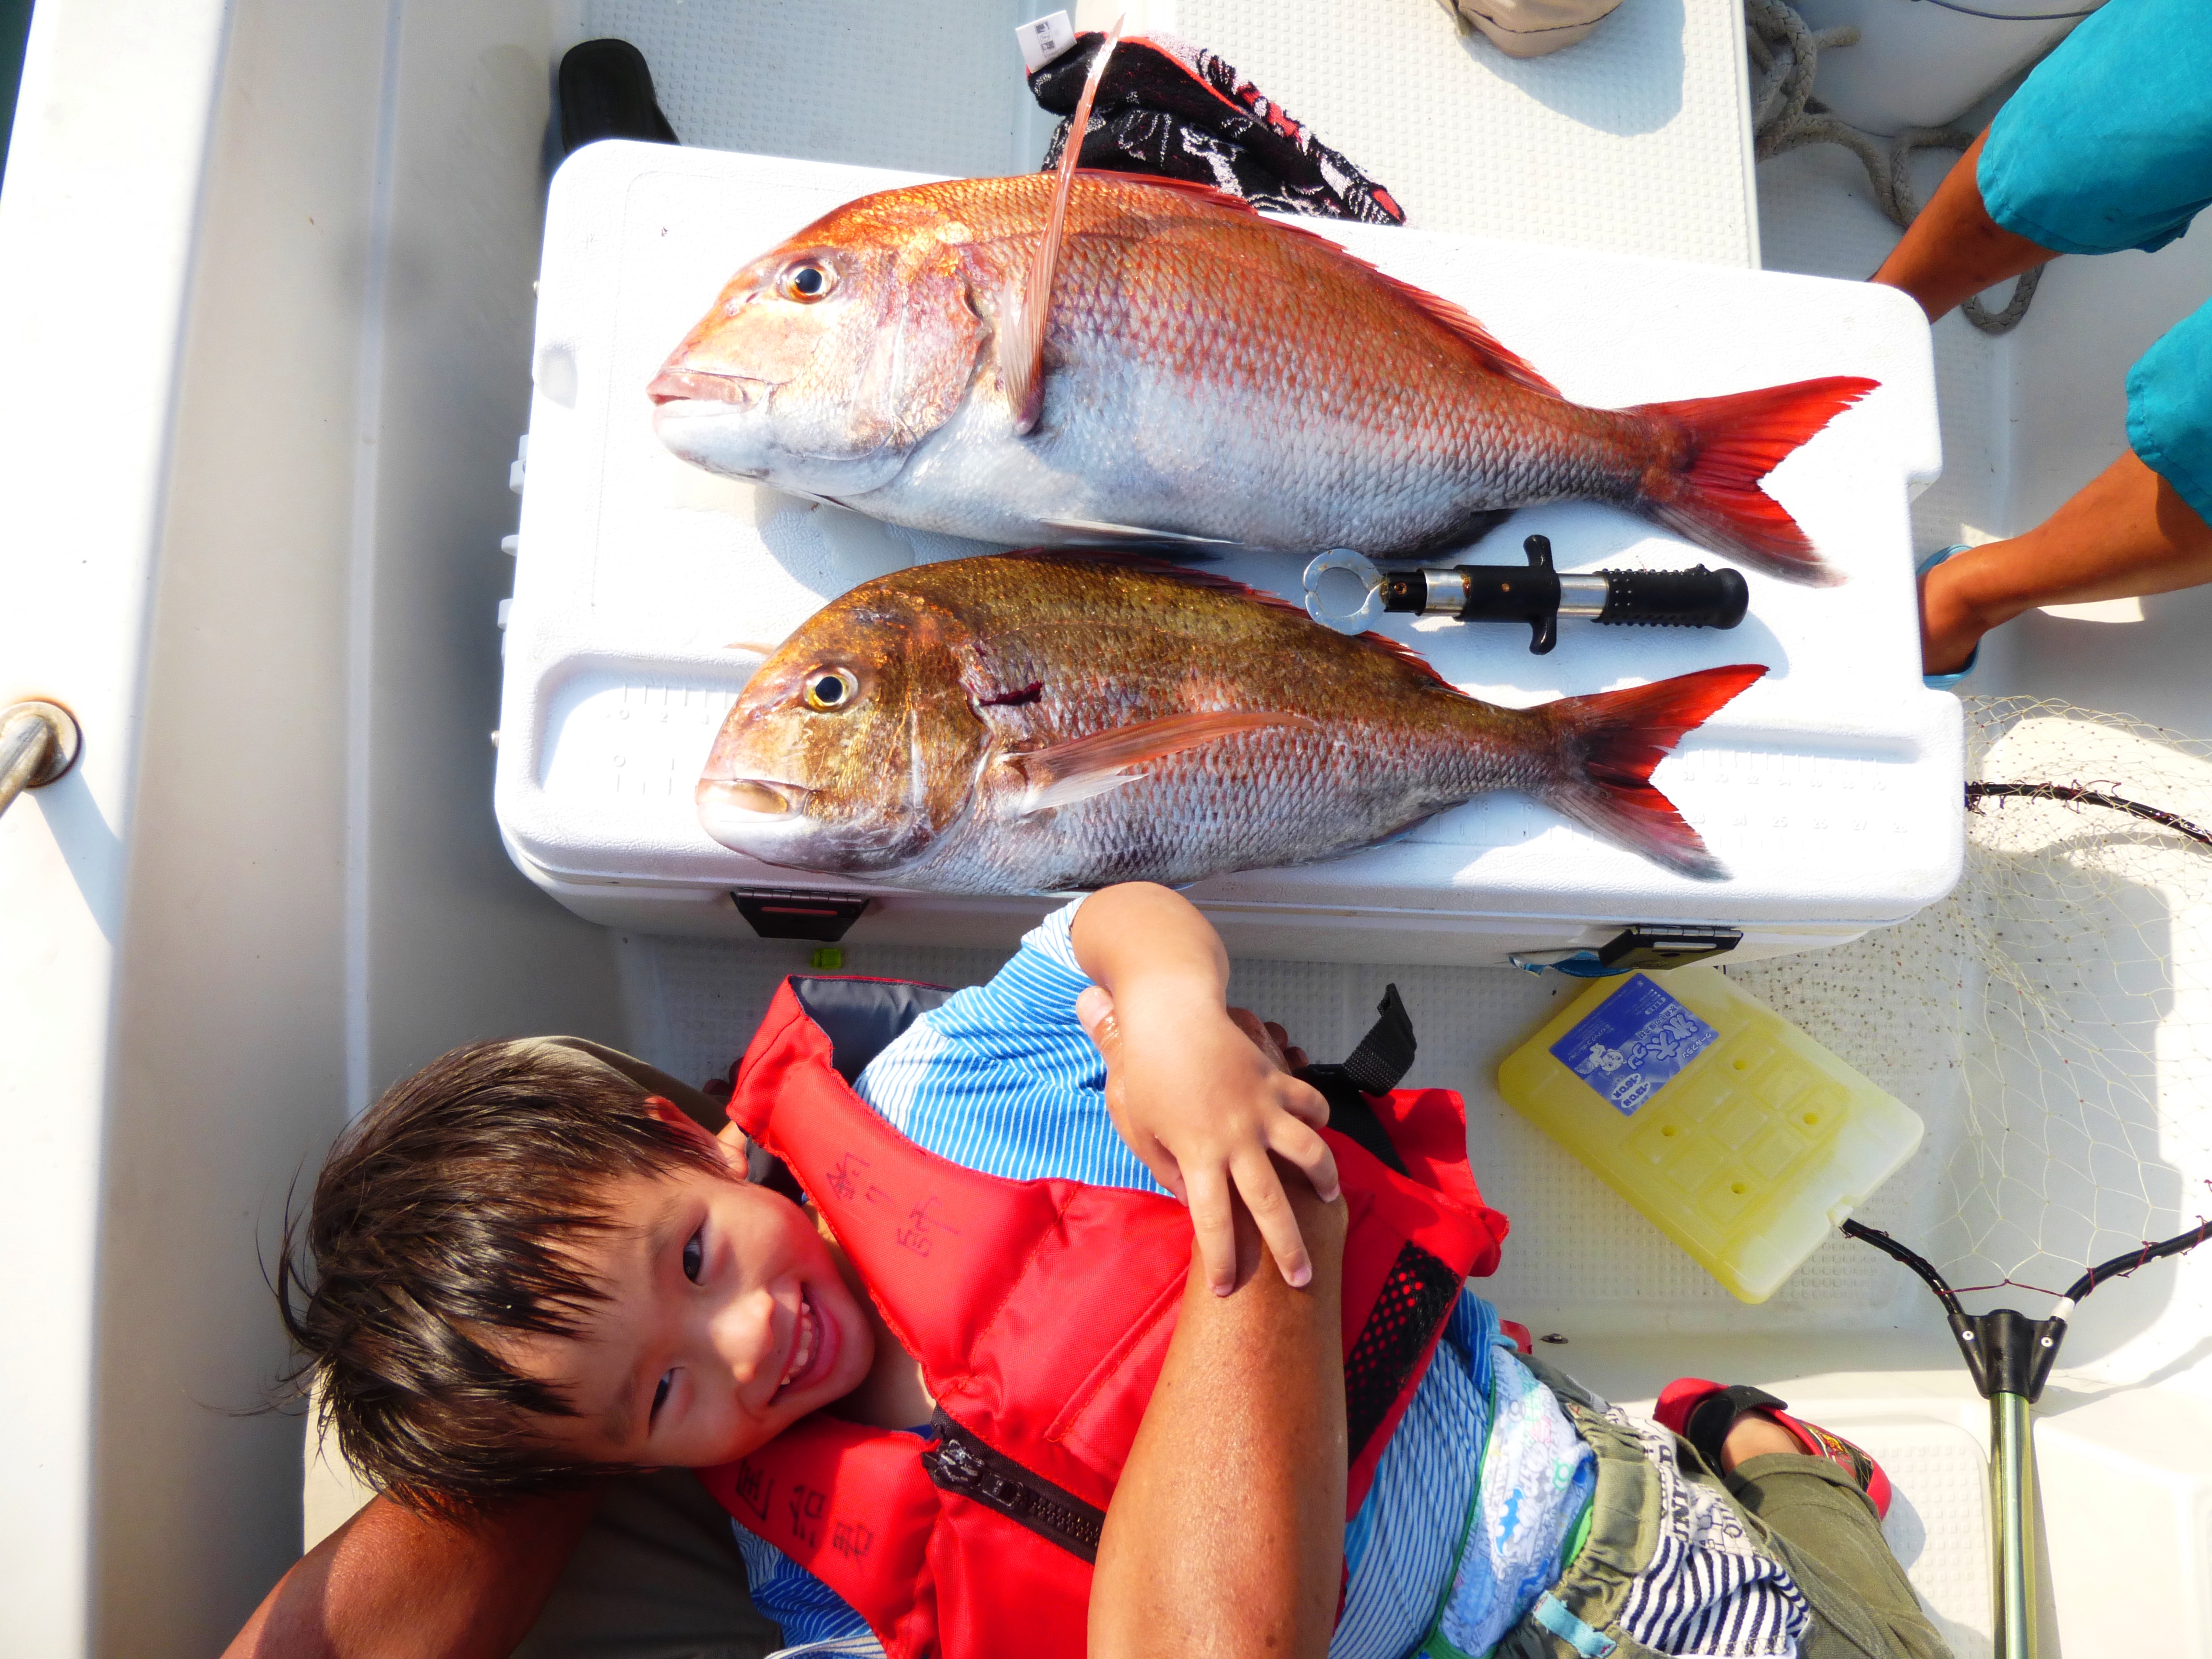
[219,1485,600,1659]
[1088,1164,1347,1659]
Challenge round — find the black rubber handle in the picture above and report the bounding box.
[558,39,681,155]
[1595,565,1748,629]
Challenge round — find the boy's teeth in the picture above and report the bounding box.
[780,1297,816,1387]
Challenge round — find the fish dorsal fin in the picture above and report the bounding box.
[1006,709,1318,815]
[1365,271,1560,398]
[1255,217,1562,397]
[1001,15,1125,435]
[999,549,1466,693]
[1092,171,1267,215]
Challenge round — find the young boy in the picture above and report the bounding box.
[271,884,1949,1659]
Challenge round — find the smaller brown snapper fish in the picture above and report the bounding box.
[650,170,1877,583]
[696,553,1766,894]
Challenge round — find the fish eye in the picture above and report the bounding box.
[779,261,836,303]
[801,666,860,712]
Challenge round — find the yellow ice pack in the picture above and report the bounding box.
[1497,966,1923,1302]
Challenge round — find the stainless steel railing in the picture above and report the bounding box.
[0,701,81,821]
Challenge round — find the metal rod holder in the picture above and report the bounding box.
[0,700,82,822]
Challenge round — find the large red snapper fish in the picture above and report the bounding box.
[649,172,1875,583]
[694,552,1766,895]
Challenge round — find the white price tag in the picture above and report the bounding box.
[1015,11,1079,74]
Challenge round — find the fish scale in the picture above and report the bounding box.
[650,174,1876,581]
[693,553,1764,894]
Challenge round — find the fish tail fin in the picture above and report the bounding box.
[1633,375,1876,586]
[1538,664,1767,879]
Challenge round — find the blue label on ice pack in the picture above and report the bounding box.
[1550,975,1718,1115]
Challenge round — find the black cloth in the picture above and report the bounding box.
[1030,32,1405,226]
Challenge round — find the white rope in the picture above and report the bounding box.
[1743,0,2042,334]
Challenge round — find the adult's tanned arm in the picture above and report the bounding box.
[218,1485,599,1659]
[1090,1167,1348,1659]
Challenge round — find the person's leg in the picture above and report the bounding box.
[1874,0,2212,322]
[1719,1418,1951,1659]
[1871,129,2052,324]
[1878,2,2212,671]
[1920,445,2212,674]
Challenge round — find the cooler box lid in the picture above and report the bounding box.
[494,142,1961,938]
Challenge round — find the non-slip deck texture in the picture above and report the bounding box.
[1173,0,1759,263]
[584,0,1042,179]
[586,0,1758,262]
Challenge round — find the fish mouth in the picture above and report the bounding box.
[697,777,806,819]
[648,368,766,408]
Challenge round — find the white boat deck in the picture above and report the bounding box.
[3,1,2209,1655]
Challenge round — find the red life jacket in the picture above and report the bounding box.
[697,976,1509,1659]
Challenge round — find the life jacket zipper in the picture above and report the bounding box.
[921,1408,1106,1563]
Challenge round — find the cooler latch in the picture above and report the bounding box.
[1512,926,1742,977]
[732,889,871,942]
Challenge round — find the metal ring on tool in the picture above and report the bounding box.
[1301,549,1385,634]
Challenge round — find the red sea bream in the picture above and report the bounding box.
[695,552,1765,895]
[649,173,1875,583]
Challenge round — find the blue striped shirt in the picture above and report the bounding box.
[738,901,1592,1659]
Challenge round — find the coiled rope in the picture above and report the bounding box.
[1744,0,2043,334]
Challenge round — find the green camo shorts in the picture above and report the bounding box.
[1495,1360,1955,1659]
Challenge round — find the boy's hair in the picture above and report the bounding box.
[277,1040,729,1512]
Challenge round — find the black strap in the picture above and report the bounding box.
[1341,984,1418,1095]
[1295,985,1417,1176]
[1683,1384,1788,1472]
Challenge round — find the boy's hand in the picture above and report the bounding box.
[1077,984,1339,1296]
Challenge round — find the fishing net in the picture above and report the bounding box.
[1920,696,2212,1310]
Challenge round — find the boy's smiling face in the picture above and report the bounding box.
[498,1111,876,1470]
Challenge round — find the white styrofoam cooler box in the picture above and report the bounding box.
[494,141,1962,964]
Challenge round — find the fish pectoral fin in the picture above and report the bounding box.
[1038,516,1241,551]
[1009,711,1316,815]
[1015,767,1143,816]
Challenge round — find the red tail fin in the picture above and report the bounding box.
[1540,664,1766,879]
[1633,375,1876,586]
